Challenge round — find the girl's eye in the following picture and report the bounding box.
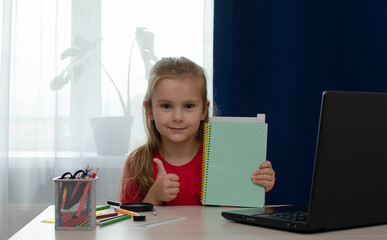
[185,104,195,109]
[161,104,171,109]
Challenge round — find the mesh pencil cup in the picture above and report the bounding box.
[53,176,98,231]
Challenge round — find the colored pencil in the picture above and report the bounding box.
[116,208,140,216]
[96,212,118,219]
[96,205,111,211]
[100,214,131,227]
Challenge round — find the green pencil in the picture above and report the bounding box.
[96,205,111,211]
[100,214,131,227]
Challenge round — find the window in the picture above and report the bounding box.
[9,0,213,155]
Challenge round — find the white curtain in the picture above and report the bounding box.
[1,0,213,238]
[1,0,11,238]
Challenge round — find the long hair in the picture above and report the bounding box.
[120,57,209,200]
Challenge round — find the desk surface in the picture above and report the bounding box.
[10,205,387,240]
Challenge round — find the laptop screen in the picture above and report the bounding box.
[308,91,387,228]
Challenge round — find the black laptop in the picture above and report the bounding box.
[222,91,387,233]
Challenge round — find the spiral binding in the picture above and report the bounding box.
[201,122,211,203]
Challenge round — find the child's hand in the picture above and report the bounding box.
[251,161,275,192]
[144,158,180,205]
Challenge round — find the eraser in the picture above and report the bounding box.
[133,214,146,221]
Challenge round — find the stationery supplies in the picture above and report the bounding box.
[116,208,140,216]
[96,212,118,219]
[201,115,268,207]
[96,205,111,211]
[99,214,132,227]
[152,207,157,215]
[97,214,125,225]
[139,217,187,228]
[53,176,98,231]
[60,214,89,227]
[76,183,90,217]
[133,215,146,221]
[107,200,153,212]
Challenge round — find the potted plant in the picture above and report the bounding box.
[50,28,158,155]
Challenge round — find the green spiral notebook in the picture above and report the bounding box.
[201,115,268,207]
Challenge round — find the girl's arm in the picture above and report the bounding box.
[251,160,275,192]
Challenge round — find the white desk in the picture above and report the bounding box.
[9,205,387,240]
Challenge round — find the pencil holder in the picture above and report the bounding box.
[53,177,98,231]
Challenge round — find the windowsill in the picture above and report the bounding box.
[9,151,127,158]
[8,151,127,169]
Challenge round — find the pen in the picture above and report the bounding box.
[99,214,131,227]
[152,207,157,215]
[116,208,140,216]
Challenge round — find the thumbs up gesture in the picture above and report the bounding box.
[143,158,180,205]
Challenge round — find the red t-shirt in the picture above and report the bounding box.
[120,144,203,205]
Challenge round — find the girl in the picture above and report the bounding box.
[120,57,275,206]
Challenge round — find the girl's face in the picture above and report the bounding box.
[148,77,209,145]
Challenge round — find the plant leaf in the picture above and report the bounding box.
[61,48,82,60]
[136,28,158,79]
[50,70,72,90]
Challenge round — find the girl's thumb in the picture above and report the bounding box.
[153,158,167,175]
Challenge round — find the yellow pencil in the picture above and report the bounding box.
[61,187,67,209]
[116,208,140,216]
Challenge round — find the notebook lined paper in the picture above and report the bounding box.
[201,120,268,207]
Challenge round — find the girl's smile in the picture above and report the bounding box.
[169,127,186,131]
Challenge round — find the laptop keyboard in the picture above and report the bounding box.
[254,210,308,222]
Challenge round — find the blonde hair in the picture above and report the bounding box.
[120,57,209,200]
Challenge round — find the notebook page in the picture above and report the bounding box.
[203,122,267,207]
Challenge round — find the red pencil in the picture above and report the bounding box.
[96,212,118,219]
[76,183,90,217]
[97,214,125,224]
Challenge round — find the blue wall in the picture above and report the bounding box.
[213,0,387,205]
